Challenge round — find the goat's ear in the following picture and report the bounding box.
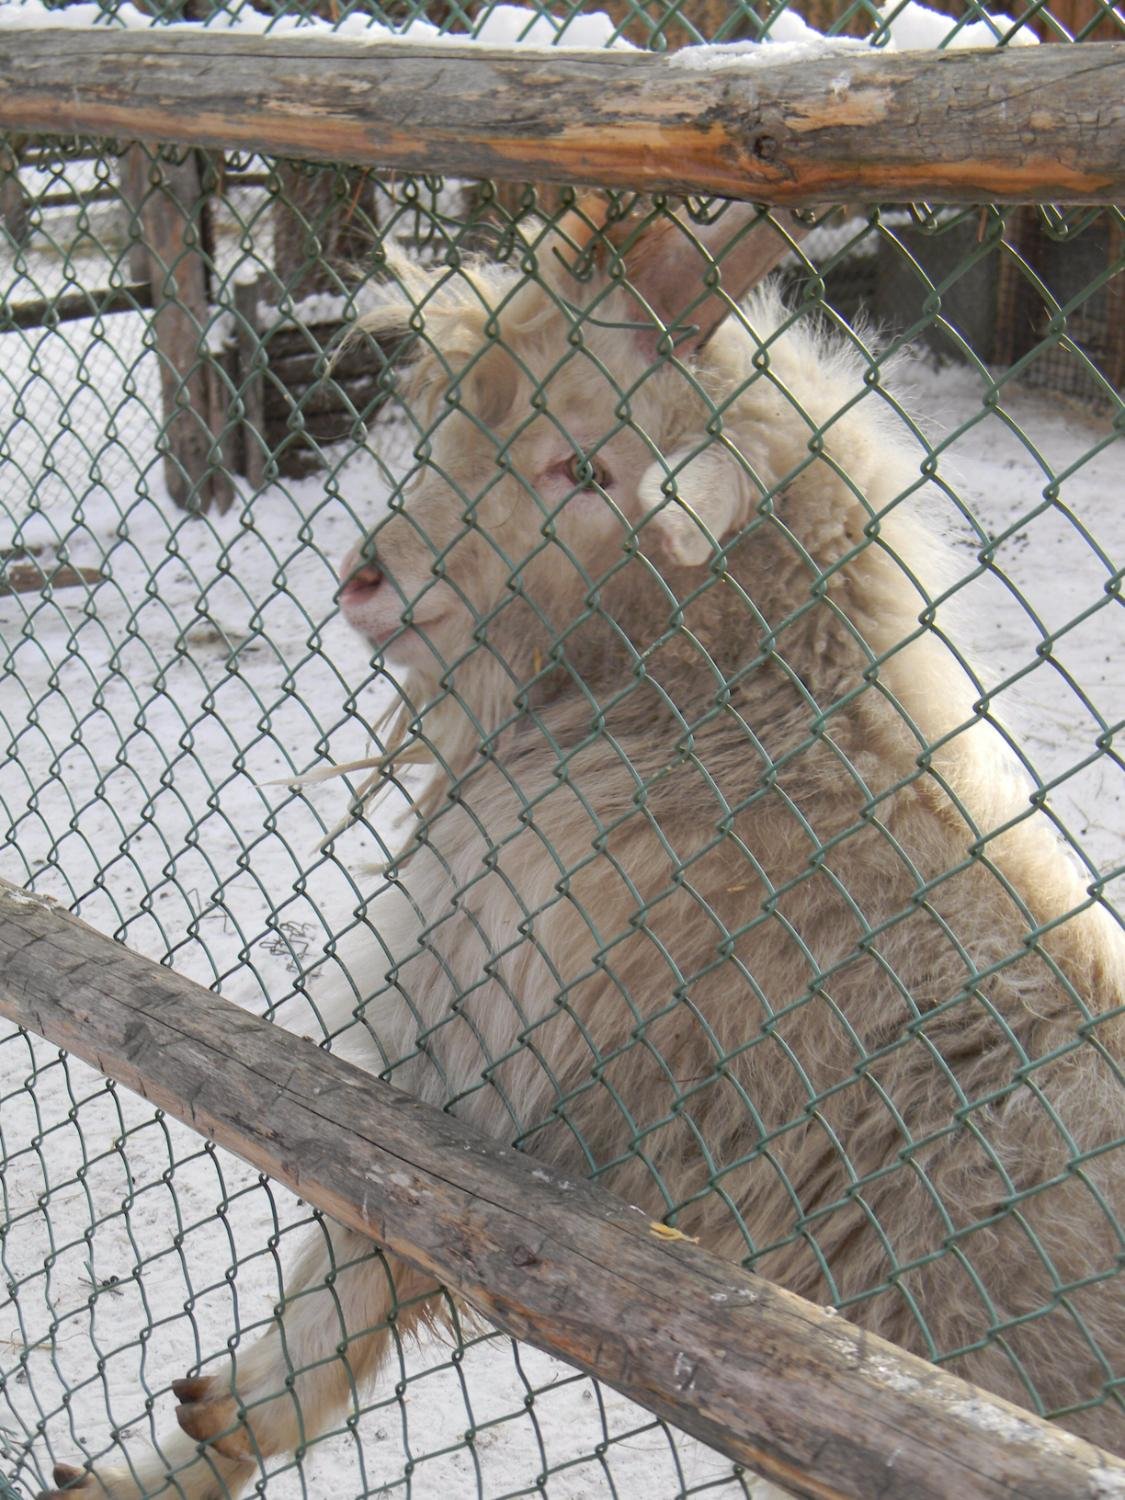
[638,445,760,567]
[547,198,818,357]
[464,341,519,428]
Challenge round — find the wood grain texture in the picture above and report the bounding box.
[0,879,1122,1498]
[0,33,1122,204]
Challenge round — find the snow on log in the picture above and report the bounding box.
[0,32,1121,204]
[0,877,1123,1500]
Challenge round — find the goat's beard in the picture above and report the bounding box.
[315,630,533,856]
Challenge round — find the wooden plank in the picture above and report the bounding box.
[2,282,153,332]
[263,373,383,417]
[0,561,104,595]
[0,878,1121,1500]
[0,33,1121,205]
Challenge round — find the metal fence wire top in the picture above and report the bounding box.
[1,4,1123,1499]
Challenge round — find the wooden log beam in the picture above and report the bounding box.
[0,879,1122,1500]
[0,32,1122,204]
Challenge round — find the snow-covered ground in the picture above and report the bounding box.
[1,207,1122,1496]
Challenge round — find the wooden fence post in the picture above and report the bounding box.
[232,277,267,489]
[0,135,30,248]
[118,142,154,285]
[136,146,234,513]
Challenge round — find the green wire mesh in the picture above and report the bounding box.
[1,2,1123,1496]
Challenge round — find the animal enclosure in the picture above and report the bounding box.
[1,2,1123,1498]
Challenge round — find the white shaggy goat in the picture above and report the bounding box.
[44,199,1124,1497]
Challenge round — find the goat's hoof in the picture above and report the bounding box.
[174,1376,253,1460]
[37,1463,93,1496]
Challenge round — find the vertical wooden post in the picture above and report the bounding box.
[233,276,267,491]
[119,142,153,284]
[137,145,233,513]
[209,330,242,494]
[0,134,30,248]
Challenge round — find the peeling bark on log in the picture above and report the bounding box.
[0,33,1121,205]
[0,878,1122,1500]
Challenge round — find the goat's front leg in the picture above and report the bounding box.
[40,1223,442,1500]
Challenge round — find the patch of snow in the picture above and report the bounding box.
[674,0,1036,69]
[0,0,635,48]
[462,3,630,49]
[865,1357,922,1395]
[877,0,1038,50]
[0,0,1036,56]
[672,34,866,69]
[674,6,870,69]
[264,289,361,329]
[204,308,235,353]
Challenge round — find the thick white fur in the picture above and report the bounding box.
[59,224,1124,1498]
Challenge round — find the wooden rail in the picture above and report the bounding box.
[1,283,154,331]
[0,878,1122,1500]
[0,32,1122,204]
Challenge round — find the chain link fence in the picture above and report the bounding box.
[1,1,1123,1496]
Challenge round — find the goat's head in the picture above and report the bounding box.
[339,199,811,710]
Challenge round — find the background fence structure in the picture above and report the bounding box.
[0,1,1123,1497]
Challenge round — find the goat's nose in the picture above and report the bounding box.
[339,561,383,602]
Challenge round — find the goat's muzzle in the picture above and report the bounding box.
[339,560,384,607]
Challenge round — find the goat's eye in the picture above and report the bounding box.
[565,453,612,491]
